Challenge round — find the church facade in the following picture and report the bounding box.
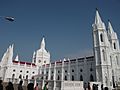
[0,10,120,89]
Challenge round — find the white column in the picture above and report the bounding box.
[53,62,56,90]
[48,63,51,80]
[61,59,65,90]
[68,59,71,81]
[76,59,79,81]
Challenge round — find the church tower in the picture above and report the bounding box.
[33,37,50,67]
[92,9,113,88]
[107,21,120,87]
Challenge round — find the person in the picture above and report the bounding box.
[6,82,14,90]
[18,80,23,90]
[34,83,39,90]
[88,82,91,90]
[83,83,87,90]
[27,83,34,90]
[101,84,103,90]
[104,87,108,90]
[0,80,3,90]
[43,82,48,90]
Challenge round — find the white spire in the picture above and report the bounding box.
[94,9,106,29]
[32,51,36,63]
[40,37,45,49]
[108,20,114,34]
[15,54,19,61]
[95,9,103,25]
[7,44,14,64]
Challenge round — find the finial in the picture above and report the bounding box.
[96,8,98,11]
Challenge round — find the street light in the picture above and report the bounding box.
[0,16,14,22]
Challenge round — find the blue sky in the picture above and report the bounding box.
[0,0,120,62]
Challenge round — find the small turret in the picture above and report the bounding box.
[32,51,36,63]
[108,20,114,34]
[40,37,45,49]
[15,54,19,61]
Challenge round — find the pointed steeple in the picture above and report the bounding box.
[93,9,106,29]
[32,51,36,63]
[108,20,114,34]
[15,54,19,61]
[95,9,103,25]
[40,37,45,49]
[7,44,14,64]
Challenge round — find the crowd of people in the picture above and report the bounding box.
[0,80,48,90]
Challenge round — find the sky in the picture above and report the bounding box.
[0,0,120,62]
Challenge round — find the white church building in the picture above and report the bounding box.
[0,10,120,89]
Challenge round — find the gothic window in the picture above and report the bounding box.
[51,71,54,74]
[32,72,35,74]
[13,69,15,72]
[51,76,53,80]
[26,75,28,79]
[113,43,116,49]
[80,69,83,72]
[72,69,74,72]
[65,76,67,80]
[80,75,83,81]
[90,74,94,81]
[102,50,106,61]
[46,76,48,80]
[58,70,60,73]
[57,75,60,80]
[72,75,74,81]
[19,75,22,79]
[100,34,103,42]
[41,77,43,79]
[12,74,15,79]
[65,70,67,73]
[110,56,112,66]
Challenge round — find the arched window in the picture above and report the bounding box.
[12,74,15,79]
[102,50,106,61]
[110,56,112,66]
[72,69,74,72]
[46,76,48,80]
[65,75,67,80]
[57,75,60,80]
[80,75,83,81]
[26,75,28,79]
[113,43,116,49]
[51,76,53,80]
[90,74,94,81]
[19,74,22,79]
[100,34,103,42]
[72,75,74,81]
